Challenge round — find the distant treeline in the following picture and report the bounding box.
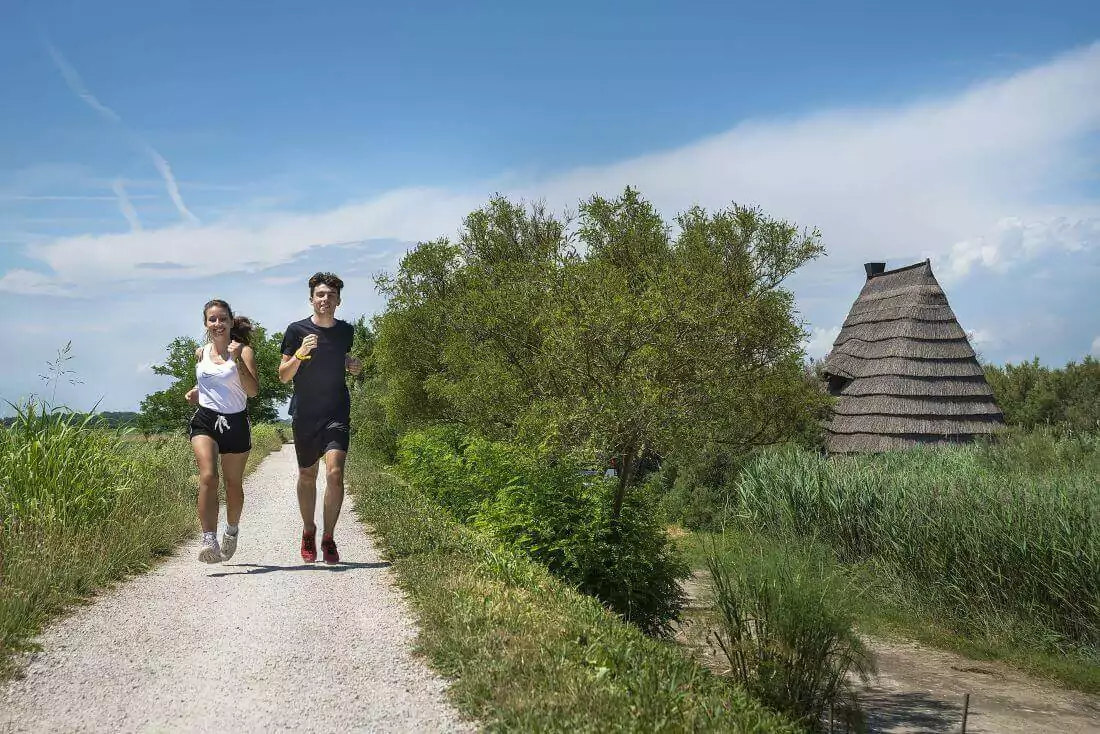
[984,356,1100,433]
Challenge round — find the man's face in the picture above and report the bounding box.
[310,284,341,315]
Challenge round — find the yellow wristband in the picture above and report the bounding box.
[295,350,311,360]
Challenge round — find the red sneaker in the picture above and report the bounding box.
[301,530,317,563]
[321,535,340,565]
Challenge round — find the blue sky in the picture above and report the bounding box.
[2,1,1099,414]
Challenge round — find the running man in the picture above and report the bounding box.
[279,272,362,564]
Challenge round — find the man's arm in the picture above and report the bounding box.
[278,324,302,383]
[279,328,319,383]
[279,352,302,383]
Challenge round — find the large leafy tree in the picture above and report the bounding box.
[139,323,293,434]
[375,187,830,520]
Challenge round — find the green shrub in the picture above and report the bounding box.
[348,380,401,464]
[704,534,874,732]
[396,429,689,636]
[347,455,800,733]
[651,444,752,531]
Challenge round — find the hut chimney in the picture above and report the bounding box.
[864,262,886,279]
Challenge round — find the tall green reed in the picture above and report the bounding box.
[1,400,137,529]
[704,534,874,732]
[729,431,1100,650]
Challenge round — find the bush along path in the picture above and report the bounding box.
[0,446,473,733]
[344,459,800,734]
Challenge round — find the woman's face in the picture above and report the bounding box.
[205,306,231,339]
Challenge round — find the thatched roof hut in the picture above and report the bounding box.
[820,259,1005,453]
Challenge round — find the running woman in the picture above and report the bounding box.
[278,272,362,564]
[185,300,260,563]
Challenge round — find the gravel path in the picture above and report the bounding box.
[0,445,475,733]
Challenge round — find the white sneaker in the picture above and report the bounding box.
[220,527,239,561]
[198,532,223,563]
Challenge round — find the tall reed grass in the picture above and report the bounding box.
[729,430,1100,652]
[0,401,283,675]
[1,402,137,529]
[704,533,874,732]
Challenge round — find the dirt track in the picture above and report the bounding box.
[678,572,1100,733]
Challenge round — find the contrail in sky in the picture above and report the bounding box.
[112,178,143,231]
[45,42,199,224]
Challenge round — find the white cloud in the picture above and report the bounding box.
[804,326,841,359]
[5,188,472,295]
[1092,336,1100,357]
[968,329,999,348]
[940,214,1100,282]
[10,41,1099,298]
[259,275,301,286]
[0,269,75,297]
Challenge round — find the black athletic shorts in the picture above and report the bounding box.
[292,417,350,468]
[189,406,252,454]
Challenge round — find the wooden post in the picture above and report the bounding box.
[961,693,970,733]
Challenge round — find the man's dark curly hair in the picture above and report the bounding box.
[308,271,344,297]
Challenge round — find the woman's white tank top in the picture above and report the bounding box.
[196,343,248,414]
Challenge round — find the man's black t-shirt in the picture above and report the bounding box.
[280,317,354,422]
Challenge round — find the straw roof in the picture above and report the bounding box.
[820,260,1005,453]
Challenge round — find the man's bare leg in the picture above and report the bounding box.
[297,462,320,531]
[322,449,347,537]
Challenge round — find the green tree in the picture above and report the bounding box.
[346,316,403,462]
[1061,356,1100,432]
[347,314,378,390]
[138,323,293,434]
[985,355,1100,433]
[374,187,829,521]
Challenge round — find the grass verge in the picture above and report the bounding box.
[0,422,283,678]
[345,456,799,733]
[676,529,1100,696]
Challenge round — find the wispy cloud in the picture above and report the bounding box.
[112,179,243,192]
[0,194,159,201]
[259,275,302,286]
[1092,336,1100,357]
[0,269,74,297]
[44,42,199,224]
[111,179,143,232]
[10,41,1100,298]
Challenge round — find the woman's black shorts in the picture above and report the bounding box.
[189,406,252,454]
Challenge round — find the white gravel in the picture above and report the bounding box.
[0,445,476,733]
